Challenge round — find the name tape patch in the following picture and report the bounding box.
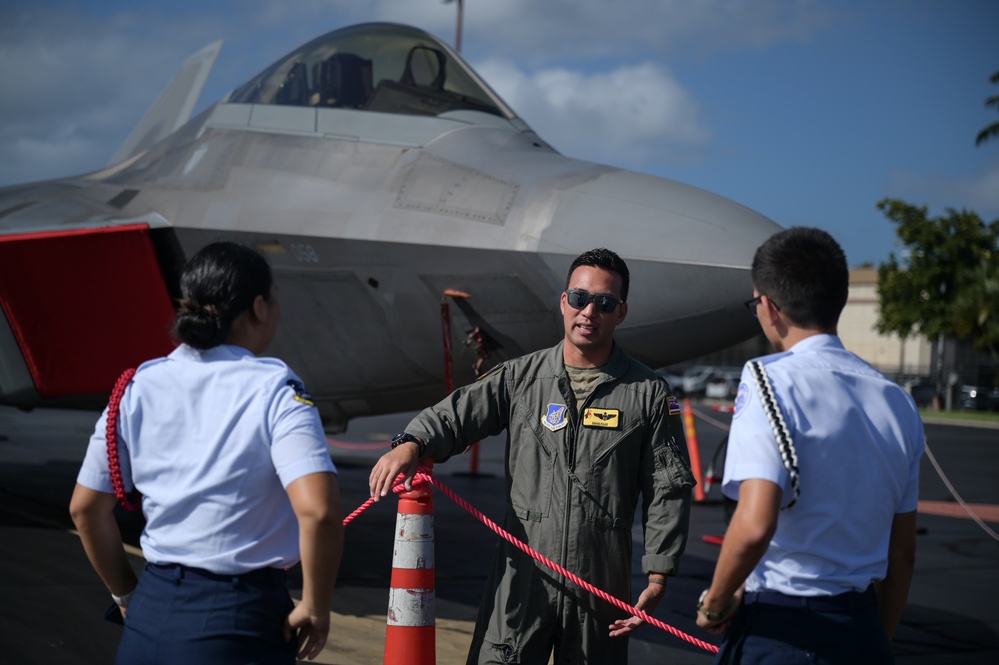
[583,408,620,428]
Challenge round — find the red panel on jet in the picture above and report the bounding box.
[0,224,176,397]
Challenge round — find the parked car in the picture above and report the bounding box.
[655,367,685,395]
[959,385,996,411]
[704,370,741,400]
[681,366,718,397]
[906,382,937,409]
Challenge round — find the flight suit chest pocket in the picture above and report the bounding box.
[507,403,556,519]
[655,440,695,496]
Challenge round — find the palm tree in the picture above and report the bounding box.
[975,70,999,146]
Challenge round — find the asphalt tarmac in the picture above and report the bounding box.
[0,403,996,664]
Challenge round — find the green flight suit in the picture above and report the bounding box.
[406,341,694,664]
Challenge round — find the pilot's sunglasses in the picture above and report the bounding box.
[564,289,621,313]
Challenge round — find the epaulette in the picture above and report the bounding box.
[476,362,504,381]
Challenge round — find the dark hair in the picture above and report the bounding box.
[174,242,273,349]
[751,227,848,329]
[565,248,631,302]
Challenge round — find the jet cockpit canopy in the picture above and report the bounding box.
[228,22,513,120]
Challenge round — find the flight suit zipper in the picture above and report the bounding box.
[556,376,577,622]
[556,373,605,625]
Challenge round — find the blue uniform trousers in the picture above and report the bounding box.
[714,586,893,665]
[117,562,297,665]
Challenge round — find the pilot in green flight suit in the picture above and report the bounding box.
[370,248,693,665]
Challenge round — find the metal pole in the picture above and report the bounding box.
[455,0,464,52]
[441,298,455,394]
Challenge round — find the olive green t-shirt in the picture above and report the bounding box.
[564,363,608,407]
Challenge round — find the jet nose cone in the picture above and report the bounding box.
[555,169,782,269]
[548,168,783,366]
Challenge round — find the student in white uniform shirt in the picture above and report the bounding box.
[695,227,923,664]
[70,241,343,664]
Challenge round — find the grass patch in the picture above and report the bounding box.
[920,409,999,424]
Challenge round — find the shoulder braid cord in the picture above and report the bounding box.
[748,360,800,509]
[106,368,141,511]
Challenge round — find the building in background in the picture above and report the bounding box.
[839,267,932,379]
[678,269,995,410]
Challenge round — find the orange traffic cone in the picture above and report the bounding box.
[383,466,436,664]
[682,398,706,502]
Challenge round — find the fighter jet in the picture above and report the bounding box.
[0,22,781,432]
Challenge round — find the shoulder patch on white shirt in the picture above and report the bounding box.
[286,379,315,407]
[733,382,750,417]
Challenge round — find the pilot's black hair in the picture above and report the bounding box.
[174,242,274,350]
[566,248,630,302]
[751,227,848,330]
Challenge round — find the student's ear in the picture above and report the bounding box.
[251,294,267,323]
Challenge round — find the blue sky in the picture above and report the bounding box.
[1,0,996,267]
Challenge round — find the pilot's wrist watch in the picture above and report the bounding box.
[391,432,426,457]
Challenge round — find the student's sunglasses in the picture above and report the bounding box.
[564,289,622,314]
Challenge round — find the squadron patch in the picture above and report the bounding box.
[667,395,681,416]
[542,403,568,432]
[733,382,749,417]
[287,379,315,407]
[583,408,620,429]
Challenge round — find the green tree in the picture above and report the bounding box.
[875,199,999,360]
[951,252,999,362]
[975,69,999,146]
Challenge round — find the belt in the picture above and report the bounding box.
[743,585,876,612]
[148,562,286,585]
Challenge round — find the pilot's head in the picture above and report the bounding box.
[565,247,630,304]
[560,248,629,361]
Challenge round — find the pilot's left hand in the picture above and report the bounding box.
[608,575,667,637]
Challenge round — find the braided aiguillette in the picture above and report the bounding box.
[749,361,800,509]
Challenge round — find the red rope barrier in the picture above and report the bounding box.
[344,470,719,654]
[106,368,140,511]
[342,496,378,526]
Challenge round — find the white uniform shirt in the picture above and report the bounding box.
[722,334,923,596]
[77,344,336,574]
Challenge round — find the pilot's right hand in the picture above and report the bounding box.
[368,445,420,500]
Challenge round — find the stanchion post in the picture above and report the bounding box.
[682,398,706,502]
[383,469,436,665]
[440,289,483,476]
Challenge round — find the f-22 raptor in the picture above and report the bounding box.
[0,23,781,432]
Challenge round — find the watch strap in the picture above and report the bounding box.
[111,590,134,608]
[391,433,426,457]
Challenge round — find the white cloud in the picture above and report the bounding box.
[887,159,999,220]
[455,0,838,63]
[477,59,710,168]
[961,162,999,216]
[0,8,225,185]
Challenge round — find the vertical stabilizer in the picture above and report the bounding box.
[109,40,222,165]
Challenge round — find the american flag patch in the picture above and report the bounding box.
[667,395,681,415]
